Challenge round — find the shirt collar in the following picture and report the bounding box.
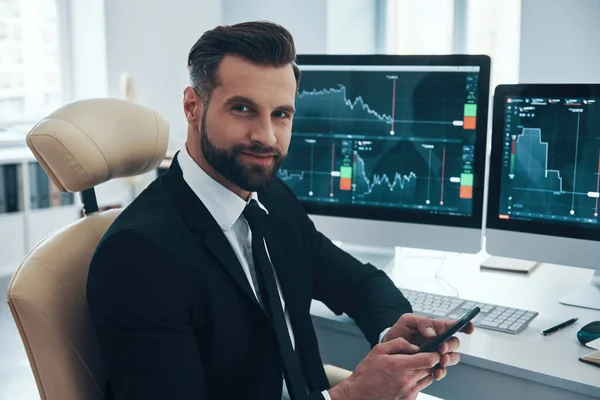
[177,146,269,230]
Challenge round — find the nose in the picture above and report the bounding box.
[250,117,277,147]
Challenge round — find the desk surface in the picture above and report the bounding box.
[418,394,442,400]
[311,249,600,398]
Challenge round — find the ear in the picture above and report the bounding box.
[183,86,204,126]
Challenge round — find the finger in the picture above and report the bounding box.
[439,352,461,367]
[432,318,456,334]
[439,353,451,368]
[401,352,442,370]
[378,337,420,355]
[461,322,475,334]
[407,366,435,383]
[402,314,438,338]
[438,337,460,355]
[414,373,434,393]
[432,365,447,381]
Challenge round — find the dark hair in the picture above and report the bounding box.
[187,21,301,101]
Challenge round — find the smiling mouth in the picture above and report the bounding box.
[240,151,276,165]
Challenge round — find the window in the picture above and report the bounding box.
[385,0,455,55]
[385,0,522,89]
[0,0,68,132]
[464,0,521,89]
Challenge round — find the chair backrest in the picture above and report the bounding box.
[6,98,169,400]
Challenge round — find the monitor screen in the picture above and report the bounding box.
[488,84,600,241]
[279,55,491,229]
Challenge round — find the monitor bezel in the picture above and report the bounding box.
[291,54,492,229]
[486,83,600,242]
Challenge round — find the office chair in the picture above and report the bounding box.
[5,98,351,400]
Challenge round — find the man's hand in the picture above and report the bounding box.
[381,313,475,380]
[328,337,441,400]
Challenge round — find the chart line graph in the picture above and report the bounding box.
[500,98,600,223]
[571,112,582,213]
[513,128,564,192]
[279,66,479,217]
[297,85,393,123]
[278,135,464,210]
[354,153,418,194]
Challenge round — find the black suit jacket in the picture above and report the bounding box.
[87,154,412,400]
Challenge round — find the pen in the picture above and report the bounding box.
[541,317,578,336]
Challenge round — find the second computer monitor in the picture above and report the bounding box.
[278,55,491,253]
[486,84,600,310]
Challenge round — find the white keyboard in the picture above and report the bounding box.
[400,288,539,334]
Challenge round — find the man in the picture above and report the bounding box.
[87,21,473,400]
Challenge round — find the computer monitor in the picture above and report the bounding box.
[277,55,491,256]
[486,84,600,311]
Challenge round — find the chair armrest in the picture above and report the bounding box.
[323,364,352,387]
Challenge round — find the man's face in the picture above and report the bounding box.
[190,55,297,192]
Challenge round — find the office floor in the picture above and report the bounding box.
[0,275,40,400]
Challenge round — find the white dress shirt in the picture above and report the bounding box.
[178,148,332,400]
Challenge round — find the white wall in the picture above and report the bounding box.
[68,0,127,208]
[103,0,222,152]
[68,0,108,100]
[519,0,600,83]
[220,0,328,54]
[221,0,378,55]
[72,0,220,207]
[326,0,377,54]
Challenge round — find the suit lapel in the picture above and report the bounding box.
[203,231,260,307]
[163,154,260,308]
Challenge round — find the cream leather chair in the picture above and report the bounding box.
[6,98,169,400]
[5,98,351,400]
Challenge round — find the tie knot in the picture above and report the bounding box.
[243,199,266,232]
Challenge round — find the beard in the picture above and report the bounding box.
[200,116,286,192]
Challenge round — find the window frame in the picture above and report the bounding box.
[0,0,73,131]
[380,0,521,89]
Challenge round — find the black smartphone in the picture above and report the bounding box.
[419,306,480,353]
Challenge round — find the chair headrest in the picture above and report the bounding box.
[26,98,169,192]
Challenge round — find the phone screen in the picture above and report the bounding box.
[419,306,480,353]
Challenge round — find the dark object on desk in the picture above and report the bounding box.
[420,307,480,353]
[577,321,600,345]
[579,350,600,368]
[541,317,578,336]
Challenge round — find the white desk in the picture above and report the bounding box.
[311,250,600,400]
[418,394,442,400]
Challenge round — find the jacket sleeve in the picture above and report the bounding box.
[307,224,412,347]
[87,229,206,399]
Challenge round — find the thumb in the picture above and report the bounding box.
[378,337,420,355]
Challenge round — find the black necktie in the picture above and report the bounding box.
[243,200,307,400]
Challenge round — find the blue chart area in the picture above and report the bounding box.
[353,153,418,198]
[501,99,600,222]
[512,128,564,193]
[290,69,468,139]
[277,137,352,203]
[352,150,419,205]
[294,85,394,135]
[279,68,474,214]
[278,136,466,211]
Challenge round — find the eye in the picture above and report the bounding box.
[273,110,290,119]
[232,104,251,113]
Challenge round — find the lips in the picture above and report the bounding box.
[240,151,275,165]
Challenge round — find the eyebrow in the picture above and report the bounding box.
[224,95,295,114]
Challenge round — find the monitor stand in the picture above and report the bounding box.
[335,241,396,271]
[480,255,539,274]
[558,270,600,311]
